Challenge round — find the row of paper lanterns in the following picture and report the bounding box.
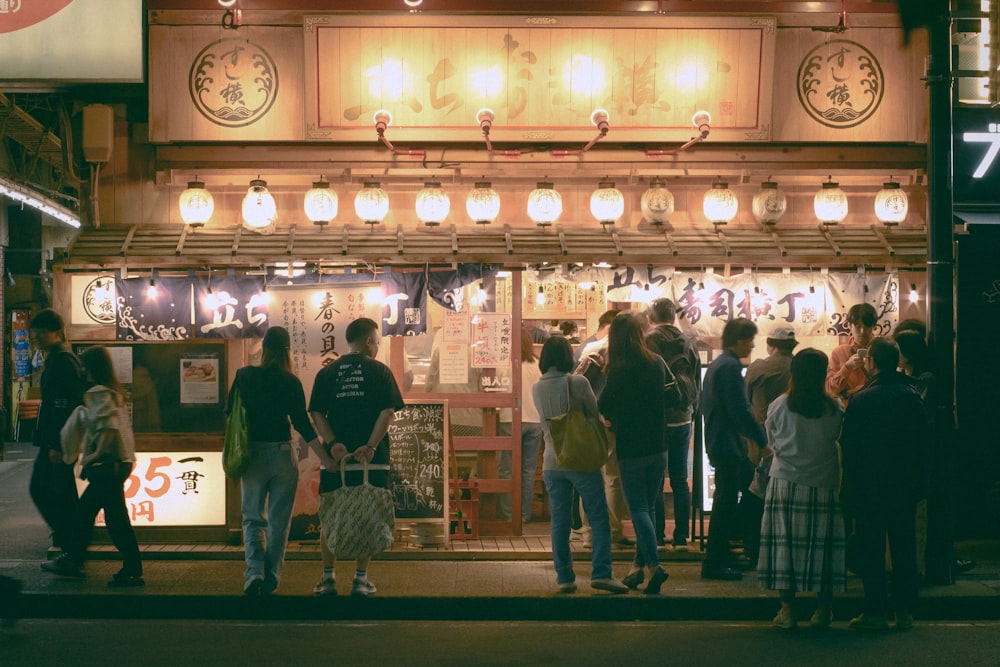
[178,177,909,230]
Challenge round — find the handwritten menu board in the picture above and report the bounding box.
[388,401,449,520]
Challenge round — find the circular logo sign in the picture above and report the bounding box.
[81,277,116,325]
[0,1,73,34]
[797,40,884,129]
[189,38,278,128]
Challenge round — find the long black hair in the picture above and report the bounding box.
[80,346,125,398]
[260,326,292,373]
[605,312,656,376]
[786,348,837,419]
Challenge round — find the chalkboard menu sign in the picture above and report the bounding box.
[388,401,449,520]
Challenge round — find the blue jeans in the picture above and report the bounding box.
[241,441,298,590]
[497,422,544,522]
[666,423,692,543]
[544,468,614,584]
[619,451,668,570]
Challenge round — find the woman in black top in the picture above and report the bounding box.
[598,312,670,594]
[228,326,319,596]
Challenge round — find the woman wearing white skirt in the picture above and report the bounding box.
[757,348,846,629]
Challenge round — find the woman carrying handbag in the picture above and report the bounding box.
[41,346,143,586]
[230,326,321,596]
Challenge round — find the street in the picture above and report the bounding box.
[2,619,998,666]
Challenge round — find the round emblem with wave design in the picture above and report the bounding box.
[797,39,883,130]
[189,38,278,128]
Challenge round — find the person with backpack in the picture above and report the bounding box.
[644,298,700,551]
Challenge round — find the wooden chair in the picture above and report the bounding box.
[14,399,40,442]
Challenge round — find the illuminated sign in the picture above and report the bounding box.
[955,107,1000,206]
[77,452,226,527]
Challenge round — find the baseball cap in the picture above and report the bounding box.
[768,325,797,342]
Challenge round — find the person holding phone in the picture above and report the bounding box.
[826,303,877,402]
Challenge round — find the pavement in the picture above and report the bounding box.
[2,444,999,624]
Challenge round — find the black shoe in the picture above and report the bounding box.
[615,537,635,548]
[701,565,743,581]
[731,554,756,571]
[622,570,644,590]
[108,572,145,588]
[953,559,975,573]
[40,554,85,578]
[643,567,670,595]
[244,578,263,596]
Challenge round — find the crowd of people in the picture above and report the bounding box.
[27,300,949,624]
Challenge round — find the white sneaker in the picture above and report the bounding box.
[351,578,377,597]
[591,578,629,594]
[312,577,336,596]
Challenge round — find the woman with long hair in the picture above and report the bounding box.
[230,326,321,595]
[532,335,627,595]
[757,348,846,629]
[41,346,143,586]
[598,312,670,594]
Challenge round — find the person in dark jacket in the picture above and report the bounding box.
[230,326,321,596]
[644,297,701,550]
[842,337,930,632]
[700,317,767,581]
[599,313,670,594]
[28,308,85,557]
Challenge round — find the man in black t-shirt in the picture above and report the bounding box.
[308,317,404,598]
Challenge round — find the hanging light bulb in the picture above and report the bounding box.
[179,180,214,227]
[909,283,919,303]
[641,178,674,225]
[527,182,562,227]
[874,180,908,226]
[354,181,389,226]
[466,181,500,225]
[304,179,338,226]
[814,177,848,225]
[415,181,451,226]
[242,179,277,232]
[590,180,625,228]
[751,179,787,226]
[535,285,546,306]
[146,276,158,300]
[703,181,738,225]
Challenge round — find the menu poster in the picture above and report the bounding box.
[470,312,513,368]
[438,343,470,384]
[180,354,220,404]
[441,309,470,343]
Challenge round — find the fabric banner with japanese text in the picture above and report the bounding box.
[193,275,269,339]
[825,272,899,337]
[381,271,428,336]
[116,276,192,341]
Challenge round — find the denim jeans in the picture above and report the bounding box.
[619,451,668,570]
[666,423,692,544]
[241,441,298,590]
[544,468,614,584]
[497,422,544,522]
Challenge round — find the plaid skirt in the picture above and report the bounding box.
[756,477,847,593]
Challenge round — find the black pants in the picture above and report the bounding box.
[856,502,918,616]
[29,447,79,550]
[705,458,741,568]
[68,462,143,576]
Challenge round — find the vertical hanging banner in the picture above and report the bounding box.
[381,271,427,336]
[116,276,192,341]
[194,275,269,339]
[826,272,898,337]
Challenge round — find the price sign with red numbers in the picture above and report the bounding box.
[75,452,225,527]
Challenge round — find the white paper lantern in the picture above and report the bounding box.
[751,180,787,226]
[179,181,214,227]
[874,181,908,226]
[354,181,389,226]
[242,179,277,232]
[703,182,738,225]
[814,179,848,225]
[466,181,500,225]
[590,180,624,227]
[415,181,451,226]
[527,182,562,227]
[304,180,338,226]
[641,179,674,225]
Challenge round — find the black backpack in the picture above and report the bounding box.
[573,347,607,398]
[647,329,698,414]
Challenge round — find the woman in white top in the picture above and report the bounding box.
[757,348,846,629]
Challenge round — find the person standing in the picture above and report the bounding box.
[28,308,85,558]
[700,317,767,581]
[309,317,404,597]
[740,324,799,566]
[825,303,877,402]
[644,298,700,551]
[533,335,627,595]
[599,313,671,595]
[841,337,930,631]
[42,346,143,586]
[757,348,846,630]
[230,326,320,596]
